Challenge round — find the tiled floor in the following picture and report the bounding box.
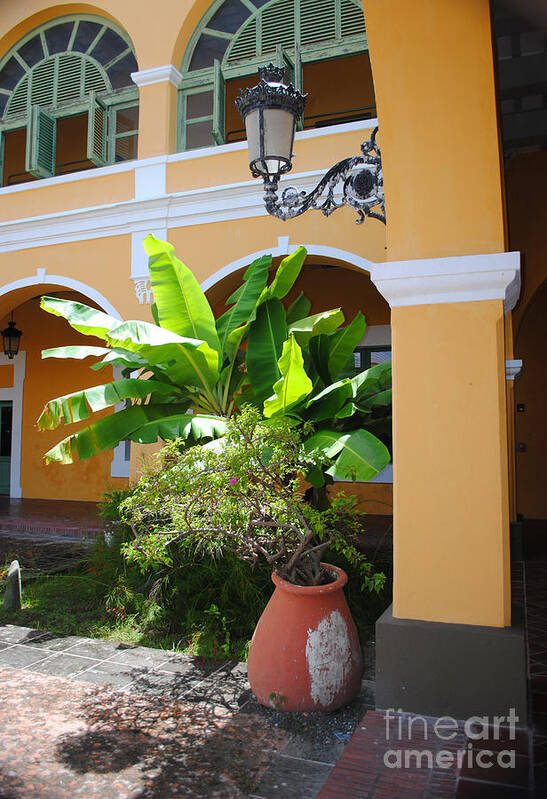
[0,624,374,798]
[0,497,103,539]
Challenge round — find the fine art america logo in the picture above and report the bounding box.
[383,708,519,770]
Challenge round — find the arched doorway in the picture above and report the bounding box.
[0,282,127,500]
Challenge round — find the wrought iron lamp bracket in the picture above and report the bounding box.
[263,127,385,225]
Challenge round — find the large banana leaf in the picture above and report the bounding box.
[216,254,271,357]
[304,427,390,481]
[44,405,225,464]
[351,361,392,398]
[42,345,149,375]
[286,291,311,325]
[305,379,354,422]
[89,348,151,373]
[304,361,392,422]
[106,321,219,394]
[42,346,111,361]
[263,335,313,417]
[308,334,332,387]
[326,429,390,482]
[38,378,179,430]
[144,235,221,360]
[288,309,345,347]
[246,299,287,405]
[327,312,367,380]
[40,297,121,341]
[267,247,307,300]
[356,388,392,410]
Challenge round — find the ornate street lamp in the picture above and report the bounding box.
[235,64,385,225]
[2,313,22,359]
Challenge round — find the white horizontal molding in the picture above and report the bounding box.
[505,359,523,381]
[0,168,352,256]
[370,252,521,313]
[131,65,183,88]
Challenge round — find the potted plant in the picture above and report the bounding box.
[120,406,385,712]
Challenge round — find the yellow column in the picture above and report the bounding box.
[363,0,517,627]
[131,66,181,159]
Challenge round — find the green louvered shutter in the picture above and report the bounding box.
[0,132,4,187]
[87,92,108,166]
[26,105,56,178]
[212,59,225,146]
[276,44,303,129]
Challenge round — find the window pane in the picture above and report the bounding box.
[116,105,139,134]
[90,28,127,65]
[18,35,44,68]
[189,35,229,71]
[115,134,138,161]
[0,57,25,92]
[73,21,103,53]
[186,120,214,149]
[0,94,8,117]
[208,0,250,34]
[107,52,138,89]
[187,91,213,119]
[369,350,391,367]
[45,22,74,55]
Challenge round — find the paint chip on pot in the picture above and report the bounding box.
[305,610,353,707]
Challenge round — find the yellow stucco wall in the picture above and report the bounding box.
[0,0,517,633]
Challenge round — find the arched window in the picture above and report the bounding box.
[0,15,139,186]
[179,0,375,150]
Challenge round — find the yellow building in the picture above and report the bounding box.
[0,0,545,720]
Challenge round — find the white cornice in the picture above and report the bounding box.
[131,65,183,88]
[0,168,342,254]
[370,252,521,314]
[505,359,523,381]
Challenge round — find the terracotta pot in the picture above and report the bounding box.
[247,563,363,712]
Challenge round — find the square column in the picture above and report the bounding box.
[370,252,528,720]
[131,66,182,159]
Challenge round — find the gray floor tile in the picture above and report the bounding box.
[156,655,221,681]
[124,671,193,699]
[0,644,53,668]
[0,625,48,645]
[65,639,120,659]
[107,645,174,669]
[252,754,332,799]
[25,653,100,677]
[185,663,250,709]
[73,659,147,688]
[281,735,346,765]
[26,634,86,652]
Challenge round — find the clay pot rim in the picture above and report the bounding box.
[271,563,348,595]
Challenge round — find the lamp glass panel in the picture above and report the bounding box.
[263,108,294,163]
[244,108,261,165]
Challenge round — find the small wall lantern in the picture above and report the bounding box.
[236,64,385,225]
[2,313,22,359]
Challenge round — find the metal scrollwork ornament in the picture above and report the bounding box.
[263,128,385,225]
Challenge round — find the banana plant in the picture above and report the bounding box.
[38,235,392,486]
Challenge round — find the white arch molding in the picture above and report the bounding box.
[200,237,375,292]
[0,270,128,493]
